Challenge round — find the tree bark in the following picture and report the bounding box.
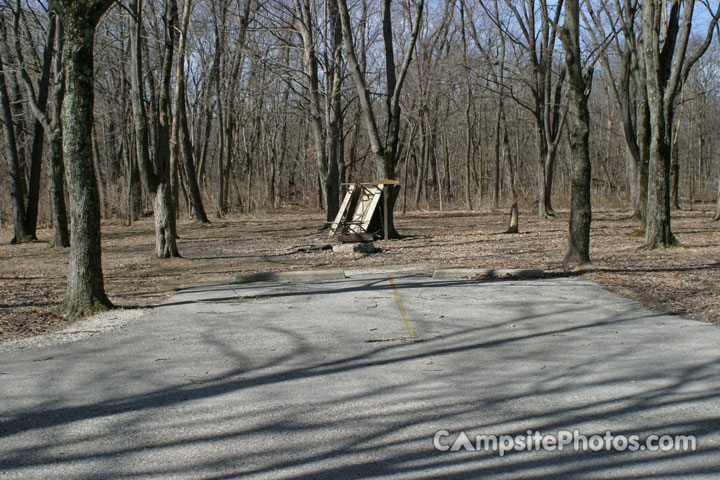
[560,0,592,266]
[325,0,343,223]
[641,0,719,247]
[154,0,180,257]
[50,0,115,317]
[129,0,180,258]
[641,0,682,249]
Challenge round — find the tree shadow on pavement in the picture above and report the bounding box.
[1,275,719,479]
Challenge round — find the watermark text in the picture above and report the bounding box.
[433,429,696,456]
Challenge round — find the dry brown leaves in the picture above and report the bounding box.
[1,206,718,343]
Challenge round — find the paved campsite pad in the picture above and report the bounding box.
[1,271,720,479]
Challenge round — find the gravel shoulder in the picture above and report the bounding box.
[0,308,147,353]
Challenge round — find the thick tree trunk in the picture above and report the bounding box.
[154,182,180,257]
[714,179,720,221]
[560,0,592,266]
[641,0,683,249]
[56,4,113,317]
[154,0,181,257]
[129,0,180,257]
[644,120,677,248]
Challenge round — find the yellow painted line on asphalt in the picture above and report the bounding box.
[387,274,418,337]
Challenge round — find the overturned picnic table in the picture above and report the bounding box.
[329,180,401,241]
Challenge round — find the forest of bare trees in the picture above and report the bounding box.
[1,0,720,315]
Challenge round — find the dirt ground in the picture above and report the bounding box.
[1,206,718,342]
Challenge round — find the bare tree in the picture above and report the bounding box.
[585,0,651,223]
[337,0,424,235]
[48,0,115,317]
[4,0,720,243]
[0,42,29,244]
[129,0,180,258]
[560,0,594,265]
[13,8,69,247]
[11,1,55,241]
[338,0,424,179]
[292,0,343,224]
[172,0,209,223]
[484,0,567,218]
[641,0,719,248]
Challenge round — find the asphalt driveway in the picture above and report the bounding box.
[1,269,719,479]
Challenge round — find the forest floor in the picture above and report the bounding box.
[1,205,718,343]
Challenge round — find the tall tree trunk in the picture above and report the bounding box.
[641,0,680,249]
[49,17,69,248]
[154,0,180,257]
[325,0,343,223]
[51,0,115,317]
[337,0,423,237]
[460,2,474,210]
[129,0,180,258]
[560,0,592,266]
[713,179,720,221]
[173,0,209,223]
[0,51,30,244]
[641,0,719,247]
[129,0,156,198]
[14,11,68,246]
[14,3,56,239]
[295,0,330,222]
[636,83,650,225]
[294,0,341,224]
